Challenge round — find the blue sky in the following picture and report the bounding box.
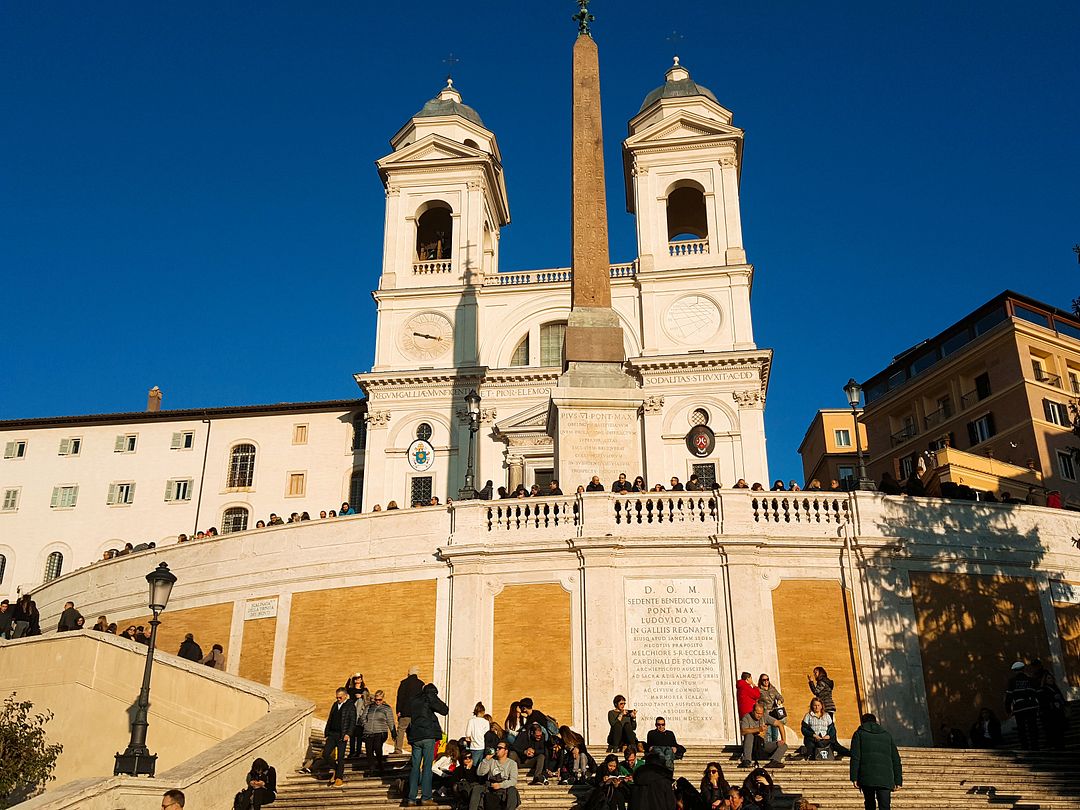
[2,1,1078,482]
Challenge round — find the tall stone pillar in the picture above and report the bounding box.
[507,455,524,491]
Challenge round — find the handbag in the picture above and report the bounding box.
[769,705,787,722]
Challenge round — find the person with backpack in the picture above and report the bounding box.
[233,757,276,810]
[849,713,902,810]
[405,682,449,806]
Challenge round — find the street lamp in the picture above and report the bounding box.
[843,378,876,491]
[459,389,481,500]
[114,562,177,777]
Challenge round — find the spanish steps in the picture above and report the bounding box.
[270,712,1080,810]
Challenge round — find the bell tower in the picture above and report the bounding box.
[375,81,510,291]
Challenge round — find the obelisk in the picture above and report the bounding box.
[549,1,644,486]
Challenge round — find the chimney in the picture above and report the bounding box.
[147,386,163,412]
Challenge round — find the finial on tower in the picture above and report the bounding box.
[666,30,683,61]
[443,52,461,86]
[573,0,595,36]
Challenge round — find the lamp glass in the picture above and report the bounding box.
[146,563,177,612]
[465,389,481,416]
[843,378,862,408]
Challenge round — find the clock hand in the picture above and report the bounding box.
[413,331,438,340]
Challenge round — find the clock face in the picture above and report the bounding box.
[663,295,722,344]
[399,311,454,362]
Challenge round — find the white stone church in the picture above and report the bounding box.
[1,59,770,595]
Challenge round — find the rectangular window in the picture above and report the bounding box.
[4,441,26,459]
[838,465,856,488]
[114,434,137,453]
[540,323,567,367]
[286,471,306,497]
[2,488,20,511]
[58,437,82,456]
[1069,370,1080,395]
[974,372,992,400]
[50,484,79,509]
[170,431,195,450]
[898,455,915,481]
[1059,451,1077,482]
[293,424,309,445]
[834,429,852,448]
[691,463,717,489]
[967,413,996,446]
[534,469,555,490]
[1013,303,1051,328]
[410,475,433,506]
[1044,399,1071,427]
[164,478,193,502]
[107,481,136,505]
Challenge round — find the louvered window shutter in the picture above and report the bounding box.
[171,432,182,449]
[59,438,71,455]
[126,482,136,503]
[164,480,174,501]
[107,484,118,505]
[50,487,60,507]
[114,435,126,452]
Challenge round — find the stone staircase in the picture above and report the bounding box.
[270,732,1080,810]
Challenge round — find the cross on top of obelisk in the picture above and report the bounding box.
[573,0,595,36]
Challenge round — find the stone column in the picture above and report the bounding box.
[363,410,392,508]
[642,396,666,485]
[507,455,524,491]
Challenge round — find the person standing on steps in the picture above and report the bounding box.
[323,687,357,788]
[404,682,449,807]
[849,713,902,810]
[396,666,425,754]
[1005,660,1041,750]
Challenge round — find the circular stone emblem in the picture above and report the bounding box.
[686,425,715,458]
[663,295,722,344]
[407,439,435,471]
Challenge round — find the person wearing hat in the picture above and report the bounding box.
[1005,660,1041,750]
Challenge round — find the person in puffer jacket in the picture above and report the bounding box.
[849,713,902,810]
[405,682,449,806]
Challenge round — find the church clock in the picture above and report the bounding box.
[399,311,454,362]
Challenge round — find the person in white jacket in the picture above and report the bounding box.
[465,702,492,760]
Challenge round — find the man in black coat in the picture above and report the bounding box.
[0,601,13,639]
[406,682,449,806]
[630,752,675,810]
[1005,661,1041,750]
[324,687,357,787]
[511,723,550,785]
[396,666,425,754]
[57,601,83,632]
[177,633,203,662]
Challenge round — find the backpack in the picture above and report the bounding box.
[811,739,833,761]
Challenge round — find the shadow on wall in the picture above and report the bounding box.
[862,498,1051,744]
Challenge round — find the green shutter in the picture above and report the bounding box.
[50,487,60,508]
[107,483,118,505]
[114,435,126,452]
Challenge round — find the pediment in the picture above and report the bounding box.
[493,402,551,434]
[378,134,485,167]
[625,111,743,149]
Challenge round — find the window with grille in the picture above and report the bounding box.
[410,476,433,506]
[689,408,710,426]
[352,413,367,452]
[540,322,567,368]
[691,463,716,489]
[222,506,249,534]
[4,441,26,459]
[107,481,136,505]
[350,470,364,509]
[2,488,19,511]
[510,335,529,366]
[287,471,306,497]
[50,485,78,509]
[170,431,195,450]
[227,444,256,488]
[58,437,81,456]
[416,423,433,441]
[44,551,64,582]
[165,478,192,502]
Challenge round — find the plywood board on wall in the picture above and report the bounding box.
[771,579,863,738]
[284,580,438,710]
[125,602,234,666]
[239,616,277,685]
[492,584,573,728]
[909,572,1051,736]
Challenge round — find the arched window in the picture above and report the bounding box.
[540,322,567,368]
[227,443,256,488]
[44,551,63,583]
[510,334,529,366]
[222,506,249,534]
[690,408,710,426]
[666,185,708,242]
[0,553,6,584]
[352,413,367,452]
[349,470,364,511]
[463,138,479,150]
[416,423,433,441]
[416,205,452,261]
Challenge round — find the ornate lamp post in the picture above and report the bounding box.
[459,389,481,500]
[843,378,876,492]
[114,562,177,777]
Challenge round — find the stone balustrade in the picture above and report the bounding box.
[488,261,638,286]
[669,238,709,256]
[413,259,453,274]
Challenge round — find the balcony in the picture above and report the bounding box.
[489,261,638,286]
[1034,370,1063,388]
[413,259,453,275]
[924,404,954,429]
[669,238,709,257]
[961,388,987,409]
[890,424,919,447]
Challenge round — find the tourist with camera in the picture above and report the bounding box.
[607,695,639,752]
[472,742,519,810]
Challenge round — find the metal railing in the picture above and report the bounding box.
[924,404,953,429]
[960,388,987,408]
[890,424,919,447]
[1034,370,1062,388]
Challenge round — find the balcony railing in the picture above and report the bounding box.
[924,405,953,429]
[1072,378,1080,394]
[890,424,919,447]
[960,388,988,408]
[489,261,638,286]
[669,238,710,257]
[413,259,453,275]
[1034,370,1063,388]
